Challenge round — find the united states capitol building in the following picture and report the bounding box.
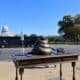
[0,24,38,48]
[0,24,28,48]
[0,24,14,37]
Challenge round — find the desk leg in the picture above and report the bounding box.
[19,68,24,80]
[15,66,18,80]
[72,62,76,80]
[60,63,62,80]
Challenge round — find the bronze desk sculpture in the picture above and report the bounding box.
[13,54,78,80]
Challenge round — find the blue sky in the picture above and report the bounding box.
[0,0,80,36]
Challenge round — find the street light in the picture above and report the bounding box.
[21,32,25,54]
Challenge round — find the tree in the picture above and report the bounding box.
[72,14,80,42]
[58,14,80,43]
[74,14,80,24]
[29,34,38,46]
[47,36,60,42]
[58,15,74,41]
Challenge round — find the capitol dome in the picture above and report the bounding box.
[2,24,9,33]
[0,24,14,37]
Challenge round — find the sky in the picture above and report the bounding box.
[0,0,80,36]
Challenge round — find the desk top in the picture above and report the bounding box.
[13,53,78,61]
[12,53,78,67]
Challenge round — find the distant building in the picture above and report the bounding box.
[0,24,38,48]
[0,24,14,37]
[0,24,23,48]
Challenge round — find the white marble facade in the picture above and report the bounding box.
[0,24,14,37]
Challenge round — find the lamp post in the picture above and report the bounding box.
[21,32,24,54]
